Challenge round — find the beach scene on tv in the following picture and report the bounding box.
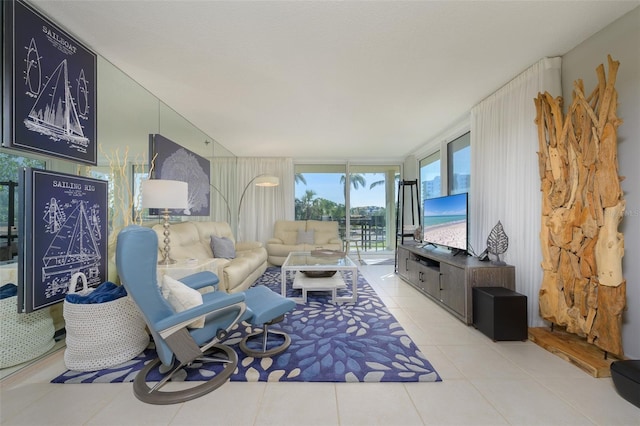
[423,193,467,251]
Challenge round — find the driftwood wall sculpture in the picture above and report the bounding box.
[534,55,626,357]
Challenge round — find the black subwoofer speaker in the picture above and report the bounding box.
[473,286,528,341]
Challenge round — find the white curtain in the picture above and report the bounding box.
[210,157,237,226]
[236,157,294,244]
[470,57,561,326]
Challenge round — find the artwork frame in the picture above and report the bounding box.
[18,168,108,313]
[149,134,211,216]
[2,0,98,165]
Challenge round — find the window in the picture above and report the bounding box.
[419,131,471,203]
[0,152,45,262]
[294,165,346,222]
[447,132,470,195]
[294,163,399,253]
[419,151,441,202]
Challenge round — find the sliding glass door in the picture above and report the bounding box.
[348,165,398,252]
[295,164,399,255]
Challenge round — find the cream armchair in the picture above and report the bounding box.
[266,220,343,266]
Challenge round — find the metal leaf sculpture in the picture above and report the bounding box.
[413,226,423,241]
[487,221,508,265]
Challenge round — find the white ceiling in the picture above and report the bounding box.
[31,1,639,161]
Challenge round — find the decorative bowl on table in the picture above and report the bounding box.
[302,270,337,278]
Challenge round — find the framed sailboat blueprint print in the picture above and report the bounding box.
[3,0,97,165]
[18,168,108,313]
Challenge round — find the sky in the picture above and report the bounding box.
[422,143,470,181]
[295,173,386,207]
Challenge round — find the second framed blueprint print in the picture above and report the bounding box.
[18,168,108,313]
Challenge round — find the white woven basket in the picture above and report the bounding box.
[0,296,55,369]
[63,272,149,371]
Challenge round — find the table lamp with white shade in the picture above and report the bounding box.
[142,179,189,265]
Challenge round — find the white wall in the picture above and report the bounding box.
[562,6,640,358]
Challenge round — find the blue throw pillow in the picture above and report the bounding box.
[65,281,127,304]
[0,283,17,300]
[211,236,236,259]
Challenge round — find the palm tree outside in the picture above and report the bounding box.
[340,173,366,195]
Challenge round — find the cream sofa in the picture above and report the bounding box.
[152,221,267,293]
[266,220,343,266]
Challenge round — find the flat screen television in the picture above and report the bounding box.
[422,193,468,253]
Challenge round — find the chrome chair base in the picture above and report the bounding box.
[133,344,237,405]
[239,321,292,358]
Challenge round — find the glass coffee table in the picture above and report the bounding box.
[281,251,358,304]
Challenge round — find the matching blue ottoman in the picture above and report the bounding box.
[240,286,296,358]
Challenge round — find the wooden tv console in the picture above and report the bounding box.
[397,244,516,325]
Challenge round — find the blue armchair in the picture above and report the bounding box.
[116,225,295,404]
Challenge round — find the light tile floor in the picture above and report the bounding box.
[1,264,638,425]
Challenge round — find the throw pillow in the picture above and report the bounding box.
[296,229,315,244]
[210,236,236,259]
[161,275,204,328]
[0,283,17,300]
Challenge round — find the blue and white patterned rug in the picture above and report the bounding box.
[52,267,441,383]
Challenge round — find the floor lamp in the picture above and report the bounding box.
[237,174,279,218]
[142,179,189,265]
[209,183,232,224]
[237,174,279,241]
